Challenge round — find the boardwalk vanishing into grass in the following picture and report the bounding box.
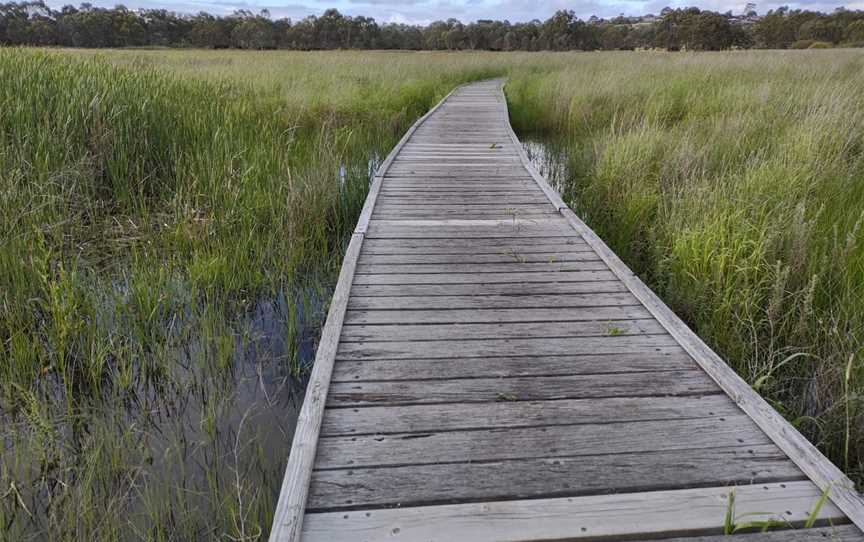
[270,80,864,542]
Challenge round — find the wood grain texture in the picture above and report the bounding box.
[338,318,665,342]
[342,305,650,324]
[314,414,770,469]
[335,333,681,360]
[330,348,694,382]
[308,444,803,510]
[301,481,845,542]
[319,393,742,435]
[348,281,629,297]
[326,370,717,406]
[627,526,864,542]
[351,270,619,285]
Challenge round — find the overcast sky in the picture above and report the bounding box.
[49,0,863,24]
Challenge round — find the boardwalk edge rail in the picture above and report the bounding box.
[496,79,864,529]
[268,83,468,542]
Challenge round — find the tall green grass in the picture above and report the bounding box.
[4,47,863,539]
[0,48,508,540]
[506,50,864,484]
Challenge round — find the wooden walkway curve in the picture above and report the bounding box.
[271,80,864,542]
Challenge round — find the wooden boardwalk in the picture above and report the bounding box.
[271,80,864,541]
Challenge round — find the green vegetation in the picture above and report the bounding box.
[506,49,864,485]
[2,47,864,540]
[4,2,864,52]
[0,47,505,540]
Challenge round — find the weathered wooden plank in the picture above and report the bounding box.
[375,198,545,206]
[331,348,692,382]
[375,196,550,204]
[375,193,542,199]
[383,182,530,189]
[379,187,539,193]
[371,205,556,213]
[325,370,716,407]
[386,166,522,172]
[320,393,739,435]
[308,444,803,510]
[354,261,609,274]
[627,526,864,542]
[365,230,576,239]
[301,482,845,542]
[373,212,556,220]
[351,271,618,285]
[357,252,601,264]
[313,414,773,469]
[342,305,648,324]
[348,294,639,310]
[361,237,590,252]
[335,334,681,360]
[383,173,544,178]
[339,318,665,342]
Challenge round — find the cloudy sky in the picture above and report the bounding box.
[49,0,861,24]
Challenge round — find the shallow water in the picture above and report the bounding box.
[0,159,378,538]
[522,135,572,194]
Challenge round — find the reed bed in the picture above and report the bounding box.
[2,47,863,540]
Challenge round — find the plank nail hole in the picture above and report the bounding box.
[343,514,349,519]
[392,528,401,535]
[365,513,371,517]
[581,528,587,533]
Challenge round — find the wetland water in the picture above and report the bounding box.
[0,134,567,539]
[0,156,378,537]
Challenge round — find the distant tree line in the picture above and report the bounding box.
[2,2,864,51]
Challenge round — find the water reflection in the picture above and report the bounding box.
[0,157,374,537]
[522,137,570,194]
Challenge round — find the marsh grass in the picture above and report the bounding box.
[4,46,864,539]
[507,50,864,485]
[0,48,509,539]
